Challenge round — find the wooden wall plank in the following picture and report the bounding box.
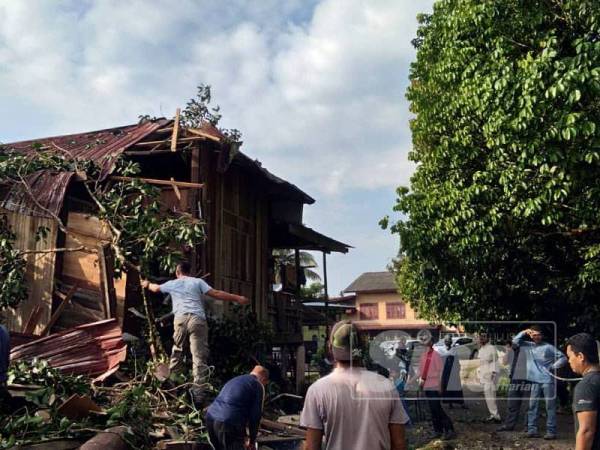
[2,209,57,334]
[60,212,127,326]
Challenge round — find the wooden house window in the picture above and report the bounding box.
[386,302,406,319]
[359,303,378,320]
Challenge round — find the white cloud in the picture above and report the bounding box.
[0,0,433,293]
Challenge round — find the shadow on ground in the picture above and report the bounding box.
[406,397,574,450]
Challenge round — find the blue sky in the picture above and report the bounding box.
[0,0,434,295]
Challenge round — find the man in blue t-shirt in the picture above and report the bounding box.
[206,365,269,450]
[142,261,250,404]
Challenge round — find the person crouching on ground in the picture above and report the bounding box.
[300,320,409,450]
[142,261,250,406]
[206,365,269,450]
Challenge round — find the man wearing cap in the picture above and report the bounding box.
[300,320,409,450]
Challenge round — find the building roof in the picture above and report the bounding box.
[328,294,356,304]
[1,119,315,217]
[270,221,351,253]
[344,271,397,294]
[4,120,170,167]
[302,301,352,308]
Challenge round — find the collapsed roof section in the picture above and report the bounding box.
[0,118,314,216]
[0,117,349,253]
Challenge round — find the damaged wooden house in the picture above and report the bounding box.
[0,115,350,387]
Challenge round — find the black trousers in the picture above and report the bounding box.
[425,390,454,433]
[503,380,531,430]
[206,417,246,450]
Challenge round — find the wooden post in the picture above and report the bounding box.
[98,244,117,319]
[190,146,201,274]
[323,251,330,342]
[295,344,306,394]
[294,249,301,293]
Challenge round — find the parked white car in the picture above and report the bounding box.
[434,335,478,359]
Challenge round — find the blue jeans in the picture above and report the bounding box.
[527,382,557,435]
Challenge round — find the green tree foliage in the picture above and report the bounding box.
[0,149,204,277]
[181,84,242,142]
[0,214,27,309]
[207,304,273,385]
[301,282,325,300]
[273,249,322,283]
[387,0,600,334]
[0,145,204,328]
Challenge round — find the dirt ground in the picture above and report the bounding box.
[406,396,575,450]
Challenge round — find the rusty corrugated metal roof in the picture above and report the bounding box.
[1,171,74,218]
[4,119,170,162]
[9,318,127,379]
[1,118,317,217]
[1,119,170,217]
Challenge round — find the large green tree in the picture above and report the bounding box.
[386,0,600,335]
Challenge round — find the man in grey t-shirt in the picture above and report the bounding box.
[143,261,249,404]
[300,321,409,450]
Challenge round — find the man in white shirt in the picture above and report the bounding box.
[300,320,409,450]
[478,332,501,423]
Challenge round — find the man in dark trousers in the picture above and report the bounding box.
[513,326,567,439]
[497,341,530,431]
[419,339,456,440]
[206,365,269,450]
[566,333,600,450]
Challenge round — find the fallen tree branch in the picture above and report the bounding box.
[17,246,85,256]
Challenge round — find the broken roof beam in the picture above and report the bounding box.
[110,176,204,189]
[155,126,222,144]
[123,149,179,156]
[186,127,222,143]
[171,108,180,152]
[132,136,207,147]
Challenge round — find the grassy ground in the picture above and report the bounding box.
[406,396,575,450]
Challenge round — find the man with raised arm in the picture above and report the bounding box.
[142,261,249,405]
[513,325,567,440]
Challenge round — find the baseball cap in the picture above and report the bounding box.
[330,320,360,362]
